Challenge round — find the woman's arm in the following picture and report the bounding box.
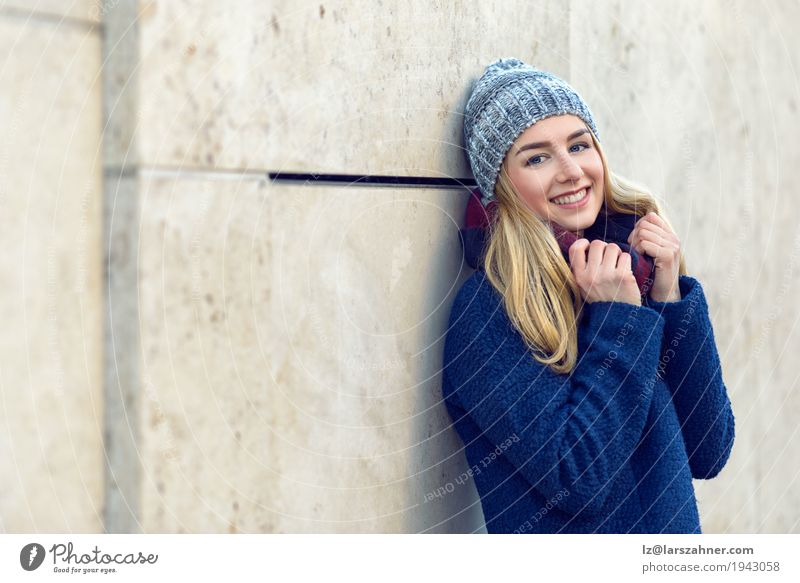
[443,274,665,518]
[645,275,735,479]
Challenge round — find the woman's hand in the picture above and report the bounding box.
[627,212,681,303]
[569,239,642,306]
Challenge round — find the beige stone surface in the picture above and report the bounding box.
[571,0,800,533]
[0,0,101,23]
[130,0,800,534]
[0,17,103,531]
[136,175,483,532]
[3,0,794,535]
[136,0,570,174]
[703,0,800,535]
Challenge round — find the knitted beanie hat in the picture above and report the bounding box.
[463,58,600,207]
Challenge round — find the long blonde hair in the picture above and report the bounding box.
[482,130,687,374]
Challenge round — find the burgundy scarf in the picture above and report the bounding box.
[460,189,656,301]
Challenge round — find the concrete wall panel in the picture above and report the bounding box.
[0,0,101,23]
[0,16,103,532]
[136,0,570,175]
[135,174,483,532]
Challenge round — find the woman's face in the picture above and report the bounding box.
[502,114,605,235]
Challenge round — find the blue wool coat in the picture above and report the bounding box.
[442,270,735,533]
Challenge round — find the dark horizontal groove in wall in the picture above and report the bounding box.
[136,166,478,189]
[269,172,477,190]
[0,6,100,31]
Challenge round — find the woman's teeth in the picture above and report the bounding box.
[552,188,587,205]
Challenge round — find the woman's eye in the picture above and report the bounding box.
[570,142,590,152]
[527,143,589,165]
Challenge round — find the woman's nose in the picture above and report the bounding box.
[556,154,584,182]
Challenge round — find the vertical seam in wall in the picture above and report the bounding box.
[100,0,141,534]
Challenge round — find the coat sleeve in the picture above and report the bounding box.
[645,275,735,479]
[442,275,666,518]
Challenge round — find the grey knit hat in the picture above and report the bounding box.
[463,58,600,207]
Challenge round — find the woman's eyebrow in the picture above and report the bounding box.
[515,128,590,156]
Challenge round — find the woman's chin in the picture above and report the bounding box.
[550,218,593,236]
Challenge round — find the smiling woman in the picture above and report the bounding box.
[442,58,735,534]
[503,116,605,236]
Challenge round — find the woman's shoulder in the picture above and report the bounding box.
[443,271,537,390]
[447,270,518,346]
[450,270,502,321]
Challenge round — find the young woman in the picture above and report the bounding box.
[442,58,735,534]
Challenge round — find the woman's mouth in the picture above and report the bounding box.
[551,186,590,209]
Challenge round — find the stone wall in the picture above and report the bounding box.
[0,1,103,532]
[2,0,798,534]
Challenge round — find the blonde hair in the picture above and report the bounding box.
[481,130,687,374]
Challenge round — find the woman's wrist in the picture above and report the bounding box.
[649,289,681,303]
[649,277,682,303]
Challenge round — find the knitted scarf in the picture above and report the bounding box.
[459,188,656,301]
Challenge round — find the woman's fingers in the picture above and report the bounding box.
[570,240,626,273]
[636,221,675,244]
[569,238,590,271]
[635,228,678,250]
[587,239,606,270]
[602,243,621,269]
[628,223,680,261]
[636,236,679,261]
[618,251,632,273]
[643,211,669,229]
[628,213,676,245]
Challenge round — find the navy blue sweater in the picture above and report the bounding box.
[442,271,735,533]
